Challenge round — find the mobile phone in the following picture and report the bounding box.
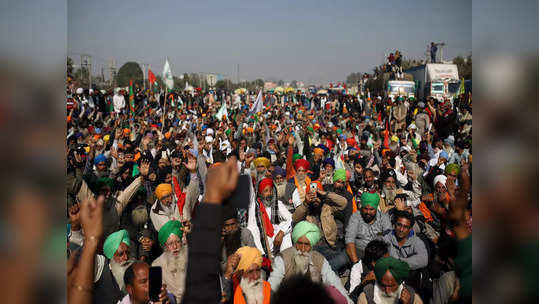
[223,174,251,210]
[149,266,162,302]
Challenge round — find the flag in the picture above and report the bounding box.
[129,80,135,114]
[162,58,174,92]
[458,77,465,96]
[248,90,263,116]
[216,101,228,121]
[148,69,156,85]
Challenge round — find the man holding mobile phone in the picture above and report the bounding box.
[121,262,175,304]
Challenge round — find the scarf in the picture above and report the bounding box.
[294,175,311,203]
[255,198,280,255]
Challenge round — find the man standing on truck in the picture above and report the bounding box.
[430,42,438,63]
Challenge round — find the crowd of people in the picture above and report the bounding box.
[67,85,472,304]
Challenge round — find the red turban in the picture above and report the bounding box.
[294,159,310,171]
[258,178,274,194]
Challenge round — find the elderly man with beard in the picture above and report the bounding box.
[345,192,392,264]
[247,178,292,258]
[378,169,400,213]
[268,221,353,304]
[271,166,287,205]
[320,158,336,186]
[150,183,180,231]
[221,206,256,272]
[252,156,271,187]
[291,176,349,272]
[101,229,134,299]
[223,246,271,304]
[283,159,311,210]
[152,220,188,303]
[358,256,423,304]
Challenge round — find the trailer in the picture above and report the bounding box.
[405,63,460,101]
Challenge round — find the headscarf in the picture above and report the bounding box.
[253,157,271,168]
[433,175,447,188]
[158,220,183,247]
[258,178,274,194]
[333,168,347,183]
[103,229,130,259]
[374,256,410,284]
[292,153,303,163]
[235,246,263,272]
[94,154,107,165]
[445,163,460,176]
[292,221,321,246]
[155,183,172,200]
[360,192,380,209]
[294,159,310,171]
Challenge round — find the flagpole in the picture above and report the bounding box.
[162,57,167,133]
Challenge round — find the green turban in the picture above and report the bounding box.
[158,220,183,247]
[96,177,115,190]
[307,127,314,133]
[445,163,460,176]
[333,168,347,183]
[336,128,342,135]
[225,129,231,137]
[103,229,130,259]
[292,221,320,246]
[293,153,303,163]
[360,192,380,209]
[374,256,410,284]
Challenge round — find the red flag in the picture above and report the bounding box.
[148,69,156,85]
[383,120,389,148]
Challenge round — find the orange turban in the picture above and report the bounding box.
[123,128,130,135]
[155,183,172,200]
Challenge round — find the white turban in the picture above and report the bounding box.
[205,136,214,143]
[76,88,83,94]
[433,175,447,188]
[206,128,214,136]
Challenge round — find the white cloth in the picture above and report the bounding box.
[349,261,364,293]
[150,200,181,232]
[247,199,293,255]
[113,94,126,113]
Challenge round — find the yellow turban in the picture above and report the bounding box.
[235,246,263,272]
[155,183,172,200]
[103,134,110,142]
[253,157,271,168]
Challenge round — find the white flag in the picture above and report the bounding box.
[216,101,228,121]
[162,58,174,91]
[248,90,263,116]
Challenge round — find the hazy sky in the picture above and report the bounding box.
[68,0,471,85]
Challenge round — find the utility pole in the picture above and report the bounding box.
[237,64,240,84]
[109,59,117,89]
[81,54,92,89]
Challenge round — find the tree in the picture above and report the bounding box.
[453,55,472,80]
[346,72,362,86]
[67,57,74,77]
[277,80,284,86]
[115,62,143,87]
[290,80,298,88]
[73,66,90,88]
[253,78,264,88]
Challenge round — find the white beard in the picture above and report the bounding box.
[240,276,264,304]
[131,205,148,225]
[293,248,311,275]
[373,282,403,304]
[109,259,131,291]
[383,187,397,204]
[166,247,187,276]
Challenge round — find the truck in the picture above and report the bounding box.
[405,63,460,101]
[386,80,416,100]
